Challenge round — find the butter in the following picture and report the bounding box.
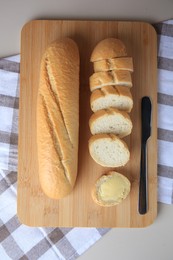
[98,174,130,203]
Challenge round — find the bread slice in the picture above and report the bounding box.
[89,134,130,167]
[90,85,133,113]
[92,171,131,206]
[93,57,133,72]
[90,38,127,62]
[89,71,132,92]
[89,108,132,138]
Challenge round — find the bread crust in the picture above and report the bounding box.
[93,57,133,72]
[90,38,127,62]
[89,108,132,137]
[92,171,131,207]
[88,133,130,167]
[90,85,133,112]
[89,107,131,124]
[37,38,79,199]
[89,71,132,91]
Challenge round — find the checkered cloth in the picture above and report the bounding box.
[153,20,173,204]
[0,55,110,259]
[0,19,173,259]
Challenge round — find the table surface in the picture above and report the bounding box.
[1,0,173,259]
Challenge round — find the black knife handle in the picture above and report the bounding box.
[139,142,148,215]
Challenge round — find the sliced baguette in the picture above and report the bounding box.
[89,71,132,92]
[89,108,132,138]
[92,171,131,206]
[90,85,133,112]
[90,38,127,62]
[93,57,133,72]
[89,134,130,167]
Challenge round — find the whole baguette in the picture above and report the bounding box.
[37,38,79,199]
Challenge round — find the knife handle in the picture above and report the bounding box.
[139,142,148,215]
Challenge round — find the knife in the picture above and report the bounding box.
[138,96,152,215]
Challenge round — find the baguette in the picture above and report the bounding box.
[89,108,132,138]
[90,85,133,113]
[92,171,131,206]
[89,134,130,167]
[37,38,80,199]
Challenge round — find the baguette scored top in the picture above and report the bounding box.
[93,57,134,72]
[89,108,133,138]
[90,85,133,113]
[89,71,132,91]
[90,38,127,62]
[37,38,79,199]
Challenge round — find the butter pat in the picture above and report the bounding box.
[92,171,131,207]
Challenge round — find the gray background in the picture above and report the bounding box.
[0,0,173,57]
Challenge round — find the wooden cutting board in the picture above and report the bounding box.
[17,20,157,227]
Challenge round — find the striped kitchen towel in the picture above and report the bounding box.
[0,19,173,259]
[0,55,110,259]
[153,20,173,204]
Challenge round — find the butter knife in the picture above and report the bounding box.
[138,96,152,215]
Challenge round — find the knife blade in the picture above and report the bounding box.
[138,96,152,215]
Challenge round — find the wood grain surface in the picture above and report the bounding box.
[17,20,157,227]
